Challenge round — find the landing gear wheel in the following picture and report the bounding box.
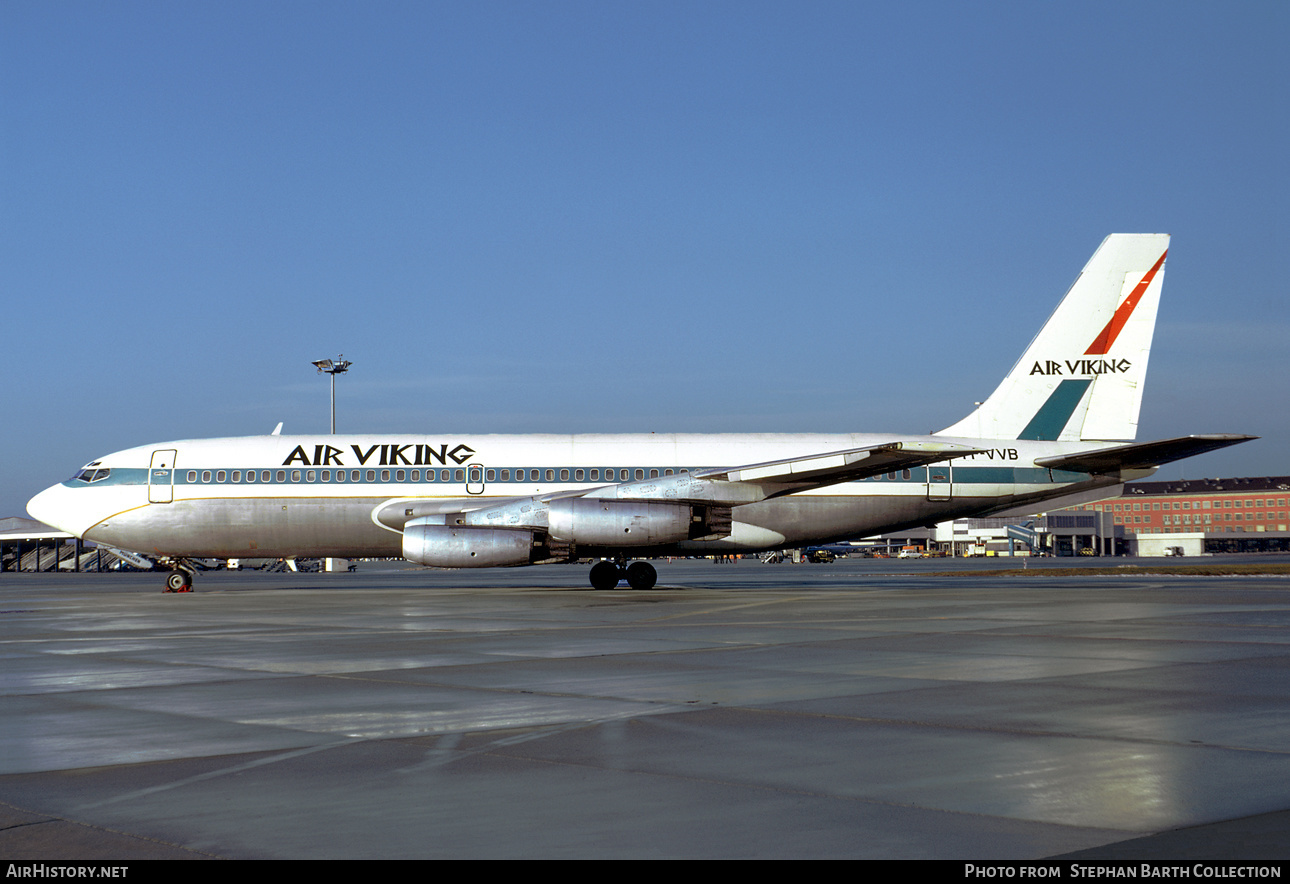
[589,561,622,591]
[625,561,657,591]
[165,569,193,593]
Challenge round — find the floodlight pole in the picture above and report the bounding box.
[311,355,352,434]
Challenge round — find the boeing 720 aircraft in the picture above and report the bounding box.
[28,234,1254,591]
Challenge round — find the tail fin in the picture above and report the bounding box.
[939,233,1169,442]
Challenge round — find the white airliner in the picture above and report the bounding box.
[28,234,1253,591]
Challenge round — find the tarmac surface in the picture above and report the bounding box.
[2,557,1290,859]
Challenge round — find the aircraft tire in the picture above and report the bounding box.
[589,561,621,590]
[625,561,657,591]
[165,569,192,593]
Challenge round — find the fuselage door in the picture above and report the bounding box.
[926,462,952,501]
[466,464,485,495]
[149,449,177,503]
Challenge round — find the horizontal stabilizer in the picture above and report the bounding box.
[1034,434,1257,474]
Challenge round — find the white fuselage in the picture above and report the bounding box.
[27,432,1129,560]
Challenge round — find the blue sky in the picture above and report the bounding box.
[3,1,1286,513]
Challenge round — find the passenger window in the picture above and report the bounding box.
[590,469,599,481]
[306,470,316,482]
[650,469,659,478]
[216,470,226,482]
[486,469,496,482]
[247,470,257,483]
[440,470,450,481]
[411,470,420,482]
[395,469,405,482]
[575,469,584,481]
[291,470,301,482]
[365,470,375,482]
[560,469,569,481]
[335,470,345,483]
[276,470,286,482]
[262,471,271,482]
[500,469,510,481]
[321,470,330,482]
[635,469,644,480]
[187,471,197,483]
[454,469,465,482]
[351,470,361,482]
[202,471,212,483]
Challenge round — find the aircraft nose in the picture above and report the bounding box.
[27,483,78,536]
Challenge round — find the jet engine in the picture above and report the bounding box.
[402,523,537,568]
[547,498,700,546]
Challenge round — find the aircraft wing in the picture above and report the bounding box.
[378,440,982,530]
[599,440,983,506]
[1034,434,1257,474]
[697,441,980,493]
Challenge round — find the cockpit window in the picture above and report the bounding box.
[74,468,111,483]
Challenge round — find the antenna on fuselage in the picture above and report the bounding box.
[271,422,283,436]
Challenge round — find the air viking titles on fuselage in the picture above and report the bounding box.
[281,443,476,467]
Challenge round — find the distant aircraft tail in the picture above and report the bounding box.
[939,233,1170,442]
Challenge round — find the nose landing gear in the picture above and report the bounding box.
[161,559,197,592]
[164,569,193,592]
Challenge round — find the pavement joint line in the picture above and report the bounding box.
[72,738,366,811]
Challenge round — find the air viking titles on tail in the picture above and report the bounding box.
[28,234,1255,591]
[941,233,1169,442]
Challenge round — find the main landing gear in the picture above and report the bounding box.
[588,559,657,591]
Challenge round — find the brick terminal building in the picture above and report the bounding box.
[872,476,1290,557]
[1062,475,1290,554]
[1070,476,1289,533]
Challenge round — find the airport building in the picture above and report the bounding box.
[868,512,1119,558]
[1066,475,1289,534]
[1065,475,1290,555]
[869,476,1290,557]
[0,516,83,572]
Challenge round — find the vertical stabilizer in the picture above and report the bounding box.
[939,234,1169,442]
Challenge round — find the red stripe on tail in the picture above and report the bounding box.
[1085,250,1168,355]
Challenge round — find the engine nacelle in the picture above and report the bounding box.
[547,498,693,547]
[403,523,537,568]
